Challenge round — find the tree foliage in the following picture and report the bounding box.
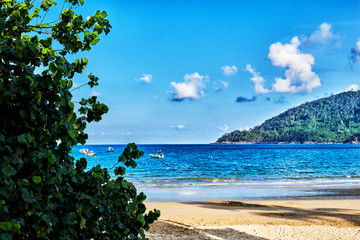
[217,91,360,144]
[0,0,159,239]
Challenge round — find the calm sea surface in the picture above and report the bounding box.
[72,144,360,201]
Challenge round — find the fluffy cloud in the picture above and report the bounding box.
[269,37,321,93]
[214,80,229,92]
[90,90,101,97]
[218,124,229,131]
[246,64,270,94]
[247,37,321,94]
[169,72,207,101]
[236,96,256,103]
[345,84,359,91]
[221,65,238,76]
[139,74,152,83]
[350,38,360,64]
[307,23,334,44]
[176,125,185,130]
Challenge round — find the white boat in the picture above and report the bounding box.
[80,148,94,156]
[79,148,88,154]
[108,147,114,152]
[150,150,164,158]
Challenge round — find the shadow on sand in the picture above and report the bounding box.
[147,220,268,240]
[183,200,360,227]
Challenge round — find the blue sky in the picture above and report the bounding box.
[70,0,360,144]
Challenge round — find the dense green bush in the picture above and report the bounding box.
[0,0,159,239]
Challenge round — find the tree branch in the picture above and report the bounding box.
[71,83,88,92]
[6,0,36,22]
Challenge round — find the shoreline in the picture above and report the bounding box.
[146,199,360,239]
[212,141,360,144]
[139,184,360,202]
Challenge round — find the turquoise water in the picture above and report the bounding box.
[72,144,360,201]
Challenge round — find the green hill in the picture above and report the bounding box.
[216,91,360,144]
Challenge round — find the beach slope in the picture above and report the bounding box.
[146,200,360,240]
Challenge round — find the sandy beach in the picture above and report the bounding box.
[146,199,360,240]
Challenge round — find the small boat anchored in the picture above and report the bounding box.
[150,150,164,158]
[80,148,95,157]
[85,150,94,157]
[108,147,114,152]
[79,148,88,154]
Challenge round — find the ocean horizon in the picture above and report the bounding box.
[72,144,360,201]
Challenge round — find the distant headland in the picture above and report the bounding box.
[215,91,360,144]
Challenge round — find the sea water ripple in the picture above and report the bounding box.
[72,144,360,189]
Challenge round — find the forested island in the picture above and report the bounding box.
[216,91,360,144]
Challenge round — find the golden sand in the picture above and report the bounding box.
[146,200,360,239]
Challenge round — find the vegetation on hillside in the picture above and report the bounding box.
[0,1,159,239]
[217,91,360,144]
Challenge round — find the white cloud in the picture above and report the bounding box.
[169,72,207,101]
[247,37,321,94]
[176,125,185,130]
[350,38,360,64]
[345,84,359,91]
[356,39,360,52]
[268,36,321,93]
[90,90,101,97]
[214,80,229,92]
[139,74,152,83]
[221,65,238,76]
[246,64,270,94]
[218,124,229,131]
[307,23,334,44]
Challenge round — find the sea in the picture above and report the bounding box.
[72,144,360,201]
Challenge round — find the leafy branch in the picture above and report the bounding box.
[0,0,159,239]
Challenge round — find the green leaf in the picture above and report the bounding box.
[0,233,12,240]
[121,180,127,188]
[40,0,49,10]
[100,11,108,18]
[114,166,125,176]
[21,188,32,203]
[35,91,42,103]
[0,222,12,231]
[80,218,86,229]
[32,176,42,184]
[48,155,56,164]
[63,213,75,225]
[1,166,16,176]
[69,101,75,110]
[69,130,76,139]
[137,214,145,224]
[90,38,100,45]
[13,223,21,232]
